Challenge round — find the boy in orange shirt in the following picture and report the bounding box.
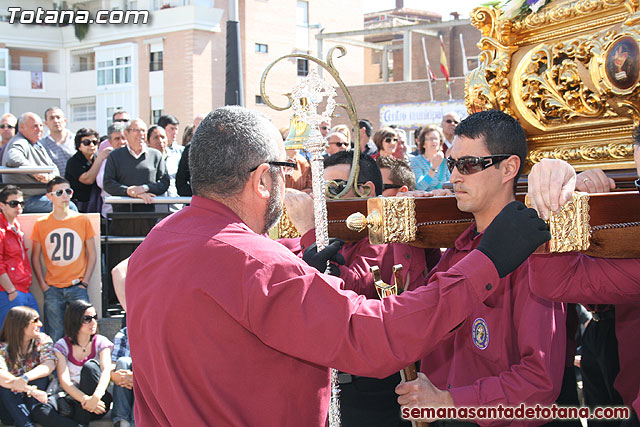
[31,176,97,341]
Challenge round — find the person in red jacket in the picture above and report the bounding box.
[0,185,39,326]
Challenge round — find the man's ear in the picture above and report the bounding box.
[502,155,520,184]
[400,185,409,193]
[361,180,377,197]
[250,164,272,200]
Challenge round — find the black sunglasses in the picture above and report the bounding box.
[446,155,512,175]
[329,142,348,148]
[0,124,15,129]
[326,178,367,197]
[383,183,403,191]
[321,126,329,131]
[249,160,297,173]
[445,119,459,125]
[4,200,24,208]
[81,138,98,146]
[384,137,398,143]
[82,314,98,324]
[113,118,130,123]
[30,317,40,324]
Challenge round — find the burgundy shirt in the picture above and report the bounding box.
[418,225,567,426]
[280,229,436,299]
[529,254,640,415]
[127,196,501,427]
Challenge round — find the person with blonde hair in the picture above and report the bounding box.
[330,124,351,145]
[409,124,450,191]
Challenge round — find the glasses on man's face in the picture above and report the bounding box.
[249,160,297,175]
[3,200,24,208]
[0,124,15,130]
[445,119,459,125]
[383,183,403,191]
[82,314,98,324]
[326,179,367,197]
[329,141,348,148]
[81,138,98,146]
[321,126,329,131]
[30,317,40,324]
[384,137,398,143]
[113,118,129,123]
[446,155,512,175]
[49,188,74,198]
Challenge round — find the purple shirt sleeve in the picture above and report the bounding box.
[242,249,500,378]
[529,253,640,304]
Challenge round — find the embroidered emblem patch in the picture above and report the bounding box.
[472,318,489,350]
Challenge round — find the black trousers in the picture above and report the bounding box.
[339,372,410,427]
[581,309,623,427]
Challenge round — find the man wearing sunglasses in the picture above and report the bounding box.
[396,110,566,425]
[125,106,549,426]
[31,176,96,342]
[0,113,17,149]
[325,132,349,156]
[440,111,461,156]
[527,152,640,425]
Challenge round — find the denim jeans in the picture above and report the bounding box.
[24,194,77,214]
[112,357,134,425]
[0,291,39,328]
[43,285,89,342]
[0,376,48,427]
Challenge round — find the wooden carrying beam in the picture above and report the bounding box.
[324,191,640,259]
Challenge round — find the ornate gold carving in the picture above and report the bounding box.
[345,197,417,245]
[548,192,592,252]
[512,0,628,36]
[528,142,635,164]
[276,206,301,238]
[526,192,591,252]
[465,7,518,114]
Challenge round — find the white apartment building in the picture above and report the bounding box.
[0,0,364,135]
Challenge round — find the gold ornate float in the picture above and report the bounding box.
[466,0,640,171]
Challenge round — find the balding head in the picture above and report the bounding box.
[190,107,281,198]
[18,112,44,144]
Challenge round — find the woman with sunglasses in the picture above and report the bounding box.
[409,125,451,191]
[53,300,113,426]
[371,127,398,159]
[0,186,39,327]
[0,306,78,427]
[64,128,110,213]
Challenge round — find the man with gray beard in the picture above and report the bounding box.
[125,106,550,426]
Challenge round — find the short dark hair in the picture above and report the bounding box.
[147,125,162,142]
[454,110,527,193]
[157,114,179,128]
[74,128,99,150]
[0,185,22,203]
[633,126,640,147]
[376,156,415,190]
[190,107,279,197]
[63,300,95,345]
[43,107,63,121]
[46,176,69,193]
[112,109,129,121]
[372,127,397,152]
[324,151,383,196]
[359,119,373,137]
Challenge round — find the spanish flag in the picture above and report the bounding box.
[439,35,450,95]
